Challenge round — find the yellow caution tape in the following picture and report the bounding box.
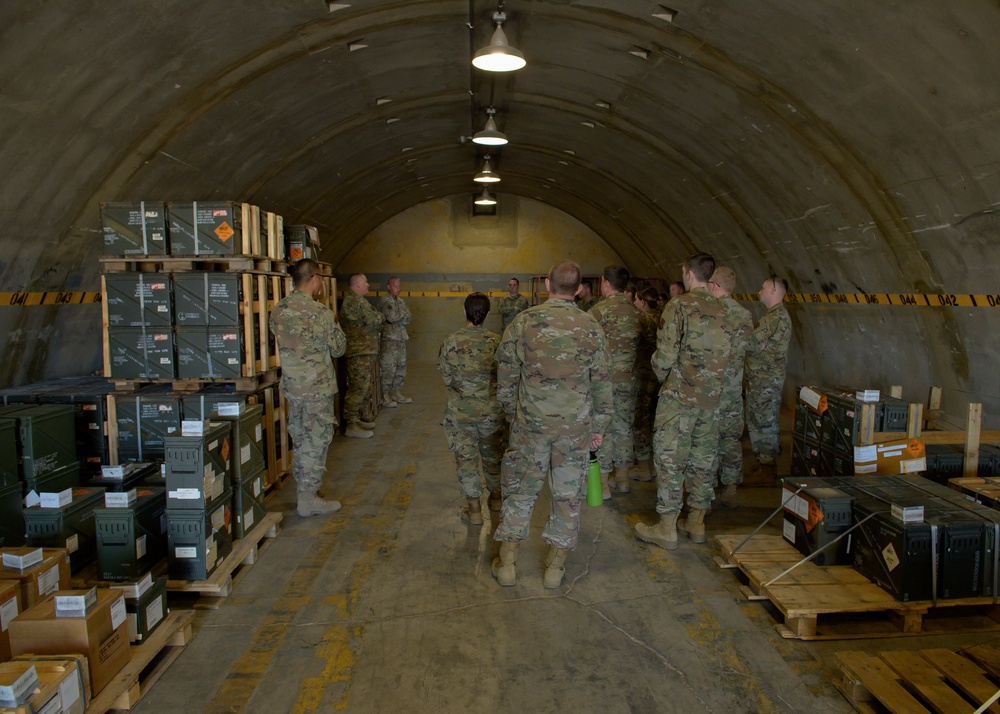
[0,291,102,306]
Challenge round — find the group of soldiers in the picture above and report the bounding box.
[437,255,791,588]
[269,261,415,516]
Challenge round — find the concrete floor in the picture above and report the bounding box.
[136,362,1000,714]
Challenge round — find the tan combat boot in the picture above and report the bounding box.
[718,484,739,509]
[381,395,397,408]
[600,472,612,501]
[488,491,503,512]
[543,546,570,589]
[358,419,377,429]
[629,458,653,482]
[461,497,483,525]
[345,423,373,439]
[297,495,342,517]
[391,390,413,404]
[491,542,519,586]
[677,508,708,544]
[635,512,679,550]
[612,466,630,494]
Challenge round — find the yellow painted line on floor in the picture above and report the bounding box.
[202,464,381,714]
[627,513,778,711]
[290,468,415,713]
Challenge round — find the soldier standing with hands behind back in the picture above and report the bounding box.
[339,273,385,439]
[497,277,529,334]
[270,259,346,516]
[378,276,413,407]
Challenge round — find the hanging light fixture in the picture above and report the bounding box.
[474,188,497,205]
[473,156,501,183]
[472,11,526,72]
[472,107,508,146]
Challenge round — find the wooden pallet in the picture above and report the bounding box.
[107,367,280,394]
[100,254,287,273]
[949,476,1000,510]
[716,534,1000,640]
[836,645,1000,714]
[85,609,195,713]
[166,511,281,607]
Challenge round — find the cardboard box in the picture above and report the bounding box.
[0,550,70,609]
[0,581,21,663]
[853,438,927,475]
[8,589,130,696]
[0,655,88,714]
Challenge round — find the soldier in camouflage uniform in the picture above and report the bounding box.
[629,287,660,482]
[497,277,529,334]
[339,273,385,439]
[707,267,753,508]
[745,276,793,480]
[635,253,731,551]
[588,265,641,496]
[270,259,347,516]
[576,281,599,312]
[378,276,412,407]
[493,260,612,590]
[437,293,505,526]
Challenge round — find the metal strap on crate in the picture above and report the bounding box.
[135,395,143,462]
[140,200,148,254]
[731,485,805,555]
[761,512,877,589]
[138,274,150,377]
[192,201,199,257]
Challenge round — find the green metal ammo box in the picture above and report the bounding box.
[23,486,106,573]
[167,486,233,581]
[95,487,167,581]
[0,481,25,548]
[0,419,19,489]
[164,422,231,511]
[232,468,266,540]
[0,405,77,484]
[215,404,265,482]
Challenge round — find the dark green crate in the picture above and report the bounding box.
[87,462,161,492]
[26,461,82,497]
[167,488,233,581]
[175,327,243,379]
[106,328,176,379]
[0,404,77,482]
[115,393,182,461]
[95,487,167,581]
[0,419,18,489]
[100,201,168,255]
[38,392,113,477]
[0,480,25,548]
[181,387,258,420]
[164,423,232,511]
[104,274,173,329]
[24,486,106,573]
[122,577,168,643]
[167,201,244,256]
[215,405,265,482]
[232,468,265,540]
[173,273,241,327]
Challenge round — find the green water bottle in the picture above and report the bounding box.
[586,451,603,507]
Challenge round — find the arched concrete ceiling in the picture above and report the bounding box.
[2,1,1000,396]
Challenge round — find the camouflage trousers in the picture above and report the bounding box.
[443,413,504,498]
[380,339,407,392]
[495,423,589,550]
[343,354,376,424]
[632,372,658,460]
[746,377,783,459]
[652,399,720,514]
[286,393,336,498]
[715,398,744,487]
[598,377,637,472]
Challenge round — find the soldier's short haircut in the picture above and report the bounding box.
[291,259,319,287]
[509,277,519,285]
[602,265,631,292]
[387,276,400,286]
[465,292,491,326]
[684,253,716,282]
[637,286,659,309]
[548,260,582,295]
[710,266,737,293]
[348,273,365,288]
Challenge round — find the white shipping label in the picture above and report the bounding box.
[211,507,224,530]
[244,508,254,529]
[880,450,904,459]
[855,463,878,474]
[65,533,79,554]
[901,456,927,474]
[209,440,218,451]
[854,445,878,463]
[160,358,171,364]
[170,488,201,500]
[228,358,239,365]
[110,594,127,630]
[59,672,80,709]
[175,547,197,559]
[136,534,147,559]
[782,518,796,544]
[255,424,262,442]
[127,613,138,642]
[204,472,213,494]
[146,596,164,630]
[241,443,250,464]
[38,564,61,596]
[798,386,823,410]
[0,596,18,631]
[217,403,241,416]
[783,492,809,520]
[253,478,261,497]
[204,464,212,481]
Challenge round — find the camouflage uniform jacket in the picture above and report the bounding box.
[636,307,659,380]
[339,290,385,357]
[588,293,641,381]
[437,326,503,422]
[378,294,411,342]
[718,295,754,409]
[498,294,530,333]
[270,290,346,399]
[652,286,730,409]
[746,303,792,382]
[496,297,613,435]
[576,296,599,312]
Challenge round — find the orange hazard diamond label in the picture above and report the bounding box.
[221,438,230,464]
[215,221,234,242]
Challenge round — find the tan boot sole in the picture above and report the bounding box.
[635,524,678,551]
